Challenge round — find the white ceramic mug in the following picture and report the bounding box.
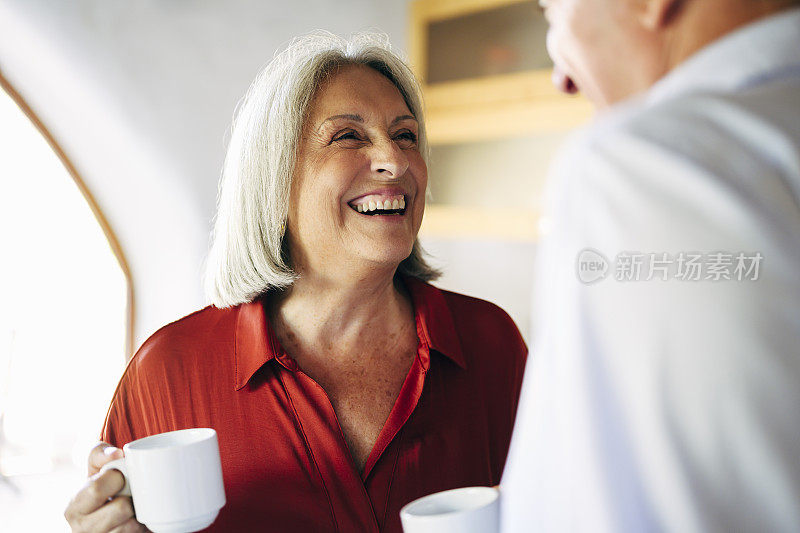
[99,428,226,533]
[400,486,500,533]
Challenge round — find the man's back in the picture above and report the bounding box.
[501,8,800,532]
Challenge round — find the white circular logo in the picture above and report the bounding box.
[576,248,609,284]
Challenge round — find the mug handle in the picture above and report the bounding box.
[98,457,132,497]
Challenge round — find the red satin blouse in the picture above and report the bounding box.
[101,276,527,532]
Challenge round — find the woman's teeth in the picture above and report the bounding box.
[353,196,406,214]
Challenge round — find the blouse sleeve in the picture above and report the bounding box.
[100,368,139,447]
[492,310,528,483]
[99,328,193,446]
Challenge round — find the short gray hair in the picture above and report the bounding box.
[203,31,440,308]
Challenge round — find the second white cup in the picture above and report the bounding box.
[99,428,226,533]
[400,486,500,533]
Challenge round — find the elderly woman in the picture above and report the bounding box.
[65,32,527,533]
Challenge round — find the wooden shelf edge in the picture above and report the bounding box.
[426,99,593,144]
[413,0,531,23]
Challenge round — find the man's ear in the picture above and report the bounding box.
[635,0,685,30]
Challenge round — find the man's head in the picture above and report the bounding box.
[541,0,800,108]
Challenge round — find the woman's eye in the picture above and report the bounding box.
[395,131,418,143]
[333,131,360,142]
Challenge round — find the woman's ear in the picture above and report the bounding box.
[635,0,686,30]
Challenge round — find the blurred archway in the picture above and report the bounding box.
[0,70,133,531]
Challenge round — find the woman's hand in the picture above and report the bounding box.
[64,442,149,532]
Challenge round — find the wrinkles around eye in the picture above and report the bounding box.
[332,131,361,143]
[330,130,418,148]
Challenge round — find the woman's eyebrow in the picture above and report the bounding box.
[317,113,417,131]
[322,113,363,125]
[316,113,361,133]
[390,114,417,125]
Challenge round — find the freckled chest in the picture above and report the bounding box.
[286,329,418,474]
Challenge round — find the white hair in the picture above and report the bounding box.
[203,31,440,308]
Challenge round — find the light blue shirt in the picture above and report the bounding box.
[501,8,800,532]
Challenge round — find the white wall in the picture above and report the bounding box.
[421,237,537,341]
[0,0,411,350]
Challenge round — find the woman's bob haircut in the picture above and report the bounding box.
[203,31,440,308]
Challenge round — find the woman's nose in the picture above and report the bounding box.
[370,138,409,179]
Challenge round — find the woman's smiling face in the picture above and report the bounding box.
[287,64,427,278]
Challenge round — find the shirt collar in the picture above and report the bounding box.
[233,275,466,390]
[233,294,283,390]
[402,275,467,370]
[646,7,800,106]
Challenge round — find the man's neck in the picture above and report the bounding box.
[664,0,798,73]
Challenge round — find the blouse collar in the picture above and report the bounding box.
[233,275,466,391]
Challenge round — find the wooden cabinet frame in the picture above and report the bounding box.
[410,0,592,241]
[409,0,592,144]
